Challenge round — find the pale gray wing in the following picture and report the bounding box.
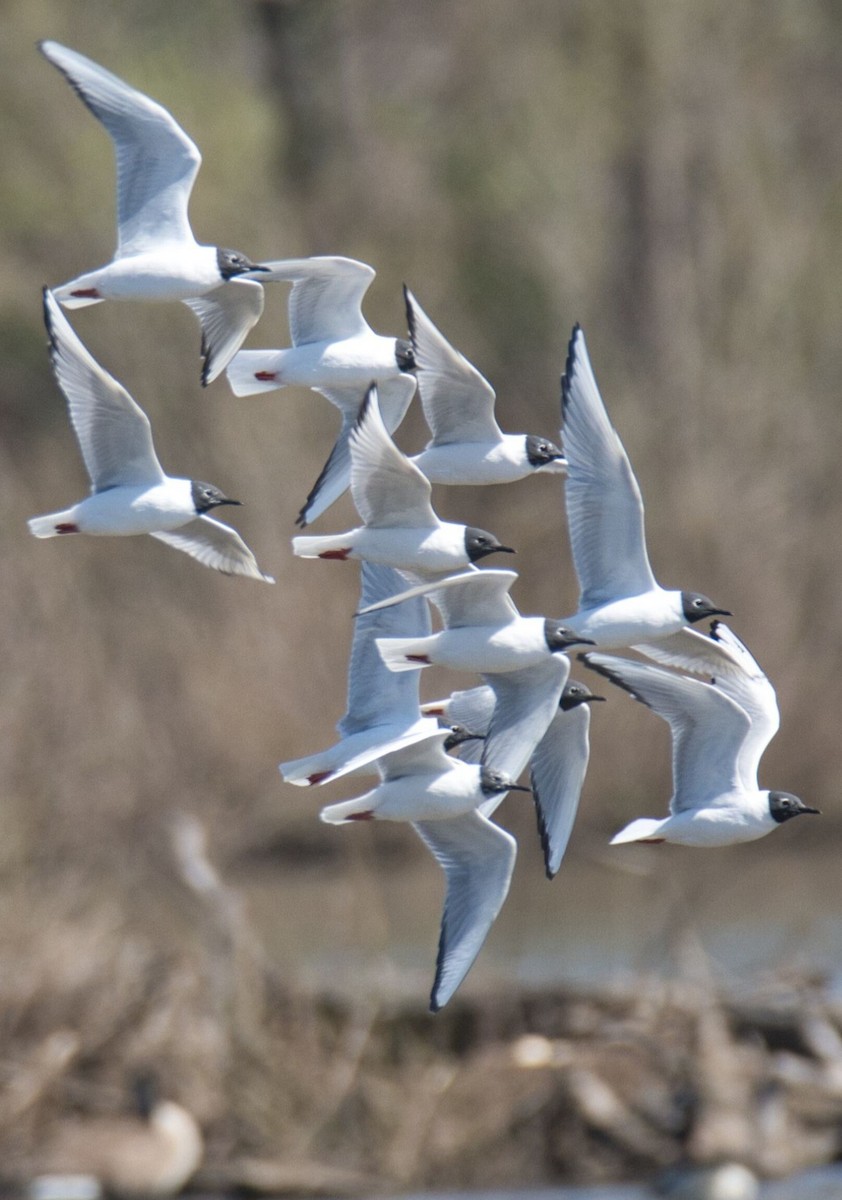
[349,387,438,528]
[561,325,657,607]
[255,256,375,344]
[297,375,417,527]
[376,731,455,780]
[149,516,274,582]
[707,623,779,787]
[43,289,166,490]
[183,280,265,386]
[404,287,502,445]
[480,658,570,784]
[414,811,517,1011]
[584,653,749,813]
[633,626,752,678]
[530,701,592,879]
[339,564,431,737]
[425,685,496,765]
[357,569,520,628]
[40,41,200,256]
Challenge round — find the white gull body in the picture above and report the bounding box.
[583,634,818,846]
[279,563,444,787]
[364,568,591,792]
[40,40,267,384]
[559,325,732,665]
[28,291,273,582]
[423,678,603,878]
[292,388,512,575]
[226,256,417,525]
[403,287,565,485]
[319,733,529,1011]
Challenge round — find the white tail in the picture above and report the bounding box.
[609,817,667,845]
[291,533,352,559]
[375,636,431,673]
[320,794,377,824]
[28,511,75,538]
[225,351,285,397]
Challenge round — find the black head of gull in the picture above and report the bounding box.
[191,480,241,514]
[464,527,515,563]
[525,434,566,468]
[681,591,731,623]
[216,247,269,280]
[544,620,594,654]
[768,791,820,823]
[559,680,605,710]
[480,767,532,797]
[394,338,416,372]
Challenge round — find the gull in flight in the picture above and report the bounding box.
[558,326,733,669]
[292,388,513,575]
[226,256,417,526]
[583,631,818,846]
[361,567,592,793]
[40,40,268,385]
[28,290,273,582]
[280,563,470,787]
[319,732,530,1012]
[423,678,604,878]
[404,287,566,485]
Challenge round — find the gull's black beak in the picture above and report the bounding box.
[497,546,516,554]
[507,783,533,794]
[216,498,242,507]
[584,695,607,702]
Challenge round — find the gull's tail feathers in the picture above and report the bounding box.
[291,533,352,559]
[28,511,77,538]
[225,350,286,396]
[52,282,106,310]
[319,794,378,824]
[375,636,433,673]
[609,817,667,845]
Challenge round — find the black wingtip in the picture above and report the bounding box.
[403,284,418,346]
[198,329,211,387]
[560,323,584,421]
[531,770,556,881]
[428,916,448,1014]
[579,653,649,708]
[42,287,60,360]
[352,383,378,434]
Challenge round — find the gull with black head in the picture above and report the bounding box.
[319,731,531,1011]
[39,40,269,385]
[292,388,513,575]
[583,635,818,846]
[226,256,417,526]
[558,326,733,668]
[28,291,273,581]
[404,287,566,485]
[423,678,604,878]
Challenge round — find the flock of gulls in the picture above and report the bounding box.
[29,40,819,1015]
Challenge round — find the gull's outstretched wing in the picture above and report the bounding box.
[414,811,517,1011]
[40,40,201,257]
[350,388,438,528]
[150,516,274,582]
[561,325,657,607]
[405,287,502,446]
[255,256,376,345]
[584,653,749,813]
[43,288,166,491]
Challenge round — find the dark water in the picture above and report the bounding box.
[243,833,841,1002]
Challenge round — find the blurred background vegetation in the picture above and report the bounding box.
[1,0,841,1183]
